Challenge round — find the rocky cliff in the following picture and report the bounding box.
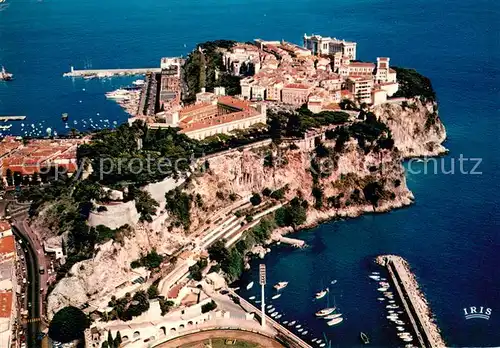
[46,100,446,316]
[374,99,447,158]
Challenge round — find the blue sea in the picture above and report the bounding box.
[1,0,499,346]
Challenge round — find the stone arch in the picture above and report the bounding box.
[159,327,166,336]
[170,327,176,333]
[179,324,185,330]
[133,331,140,338]
[122,336,129,342]
[187,321,193,326]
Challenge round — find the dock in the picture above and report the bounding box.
[276,235,305,248]
[227,289,313,348]
[376,255,446,348]
[0,116,26,122]
[63,67,161,78]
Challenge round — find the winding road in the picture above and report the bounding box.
[12,222,41,348]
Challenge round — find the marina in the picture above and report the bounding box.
[63,67,161,78]
[376,255,446,348]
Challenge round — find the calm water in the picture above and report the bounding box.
[1,0,499,346]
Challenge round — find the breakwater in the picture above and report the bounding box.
[376,255,446,348]
[63,67,161,78]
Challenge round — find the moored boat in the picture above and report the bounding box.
[274,281,288,290]
[249,296,256,300]
[369,275,380,280]
[315,307,336,317]
[272,294,281,300]
[327,317,344,326]
[324,313,342,320]
[246,281,254,290]
[360,332,370,344]
[315,289,328,299]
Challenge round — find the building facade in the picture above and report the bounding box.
[303,34,357,59]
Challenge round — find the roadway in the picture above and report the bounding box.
[12,224,41,348]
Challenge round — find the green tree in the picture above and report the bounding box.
[107,331,114,348]
[114,331,122,347]
[48,306,89,343]
[250,193,262,206]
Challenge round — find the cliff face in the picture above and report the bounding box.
[374,99,447,158]
[47,101,446,316]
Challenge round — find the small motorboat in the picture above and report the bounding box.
[372,271,380,275]
[315,289,328,299]
[369,275,380,281]
[316,307,336,317]
[283,320,289,325]
[360,332,370,344]
[327,317,344,326]
[271,312,278,318]
[311,338,317,343]
[272,294,282,300]
[388,310,395,313]
[255,300,261,303]
[389,300,395,304]
[267,305,273,309]
[274,281,288,290]
[378,287,389,291]
[297,328,303,333]
[396,320,405,325]
[246,281,254,290]
[288,321,296,326]
[296,324,302,329]
[249,296,256,300]
[396,326,405,331]
[268,308,275,313]
[377,297,385,301]
[319,344,326,348]
[324,313,342,320]
[276,314,282,319]
[302,330,308,335]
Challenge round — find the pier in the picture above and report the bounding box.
[0,116,26,122]
[227,289,313,348]
[277,235,305,248]
[376,255,446,348]
[63,67,161,78]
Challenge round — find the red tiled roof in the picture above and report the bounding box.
[0,235,15,255]
[167,283,183,299]
[349,62,375,68]
[0,292,13,318]
[284,84,310,90]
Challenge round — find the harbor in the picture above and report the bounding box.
[375,255,446,348]
[226,288,313,348]
[63,67,161,78]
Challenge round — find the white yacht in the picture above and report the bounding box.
[324,313,343,320]
[327,317,344,326]
[274,281,288,290]
[246,281,254,290]
[315,307,336,317]
[272,294,281,300]
[315,289,328,299]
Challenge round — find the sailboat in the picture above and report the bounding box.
[315,287,328,300]
[327,317,344,326]
[316,293,336,317]
[324,313,342,320]
[360,332,370,344]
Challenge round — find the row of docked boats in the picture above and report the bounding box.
[370,271,415,345]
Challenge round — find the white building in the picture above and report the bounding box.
[303,34,357,59]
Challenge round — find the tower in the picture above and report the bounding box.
[259,264,266,328]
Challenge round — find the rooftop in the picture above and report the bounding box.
[0,236,15,256]
[0,292,12,318]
